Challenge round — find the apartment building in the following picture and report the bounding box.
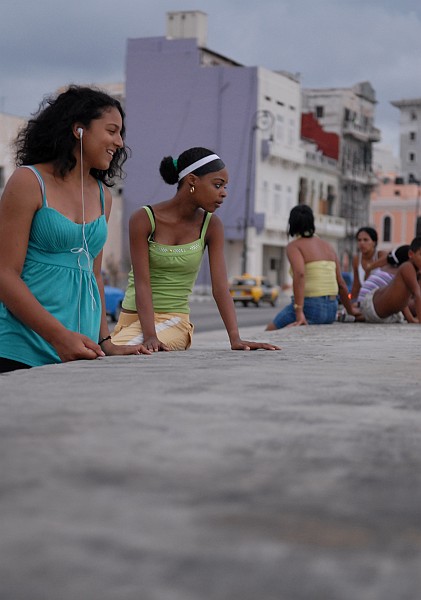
[391,97,421,185]
[0,112,25,196]
[124,11,305,289]
[303,82,380,257]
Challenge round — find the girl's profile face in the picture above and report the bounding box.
[195,168,229,213]
[357,231,376,255]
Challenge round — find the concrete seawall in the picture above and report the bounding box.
[1,322,420,599]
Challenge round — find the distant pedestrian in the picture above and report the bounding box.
[111,146,280,351]
[266,204,358,330]
[0,85,150,373]
[357,244,410,308]
[359,237,421,324]
[350,226,387,300]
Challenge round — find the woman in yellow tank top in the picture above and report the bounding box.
[266,205,358,330]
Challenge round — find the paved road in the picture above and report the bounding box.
[189,296,288,333]
[1,322,421,600]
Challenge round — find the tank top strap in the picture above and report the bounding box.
[20,165,48,207]
[200,212,212,243]
[96,180,105,214]
[143,205,156,240]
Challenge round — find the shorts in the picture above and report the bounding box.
[111,311,194,351]
[272,295,338,329]
[360,290,404,324]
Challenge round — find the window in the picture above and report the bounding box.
[383,216,392,242]
[315,105,324,118]
[410,131,416,142]
[411,111,417,121]
[275,115,284,142]
[409,153,416,163]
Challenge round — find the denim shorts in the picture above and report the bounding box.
[272,295,338,329]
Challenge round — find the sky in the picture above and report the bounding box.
[2,0,421,155]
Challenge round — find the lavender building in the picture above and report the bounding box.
[124,11,304,289]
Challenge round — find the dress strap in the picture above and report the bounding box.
[200,212,212,243]
[143,205,156,240]
[20,165,48,207]
[96,180,105,215]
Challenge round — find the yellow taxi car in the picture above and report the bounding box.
[229,274,279,307]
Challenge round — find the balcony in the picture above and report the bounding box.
[314,214,346,238]
[262,139,305,168]
[342,121,381,142]
[305,151,339,174]
[342,168,378,186]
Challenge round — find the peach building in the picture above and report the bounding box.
[370,177,421,251]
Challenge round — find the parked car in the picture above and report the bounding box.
[104,285,124,322]
[229,275,279,307]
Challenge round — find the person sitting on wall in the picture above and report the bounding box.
[359,236,421,324]
[266,204,359,330]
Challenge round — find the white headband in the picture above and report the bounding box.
[177,154,220,181]
[390,248,398,264]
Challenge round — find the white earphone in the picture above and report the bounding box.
[77,127,83,139]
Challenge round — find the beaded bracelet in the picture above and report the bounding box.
[98,335,112,345]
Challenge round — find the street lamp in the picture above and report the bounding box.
[241,109,274,275]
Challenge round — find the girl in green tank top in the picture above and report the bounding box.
[111,147,280,353]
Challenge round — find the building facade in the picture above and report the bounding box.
[299,112,345,255]
[0,112,25,196]
[303,82,380,258]
[391,98,421,184]
[370,178,421,250]
[124,11,305,290]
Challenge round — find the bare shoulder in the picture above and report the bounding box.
[0,167,42,212]
[205,212,223,242]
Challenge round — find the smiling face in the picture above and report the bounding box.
[79,106,123,171]
[356,230,376,257]
[192,167,229,213]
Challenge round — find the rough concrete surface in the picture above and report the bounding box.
[0,322,420,600]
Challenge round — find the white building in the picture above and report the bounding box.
[303,82,380,256]
[0,112,25,195]
[391,98,421,184]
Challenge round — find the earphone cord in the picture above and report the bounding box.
[71,133,97,332]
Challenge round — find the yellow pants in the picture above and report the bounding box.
[111,311,194,351]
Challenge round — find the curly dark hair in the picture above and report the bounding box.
[15,85,129,186]
[159,147,225,189]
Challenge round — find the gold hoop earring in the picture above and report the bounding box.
[190,186,195,194]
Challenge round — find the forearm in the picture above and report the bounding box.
[292,273,305,308]
[213,286,240,343]
[136,285,156,339]
[94,270,111,340]
[414,296,421,323]
[0,270,66,343]
[338,283,354,314]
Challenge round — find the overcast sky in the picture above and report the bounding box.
[2,0,421,155]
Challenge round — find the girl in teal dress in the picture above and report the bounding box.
[0,85,149,372]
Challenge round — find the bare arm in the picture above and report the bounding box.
[350,254,361,300]
[287,242,308,326]
[401,264,421,323]
[335,258,360,316]
[130,208,169,352]
[365,250,388,276]
[207,216,279,350]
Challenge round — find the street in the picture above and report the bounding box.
[189,295,289,333]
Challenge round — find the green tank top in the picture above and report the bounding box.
[122,205,212,314]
